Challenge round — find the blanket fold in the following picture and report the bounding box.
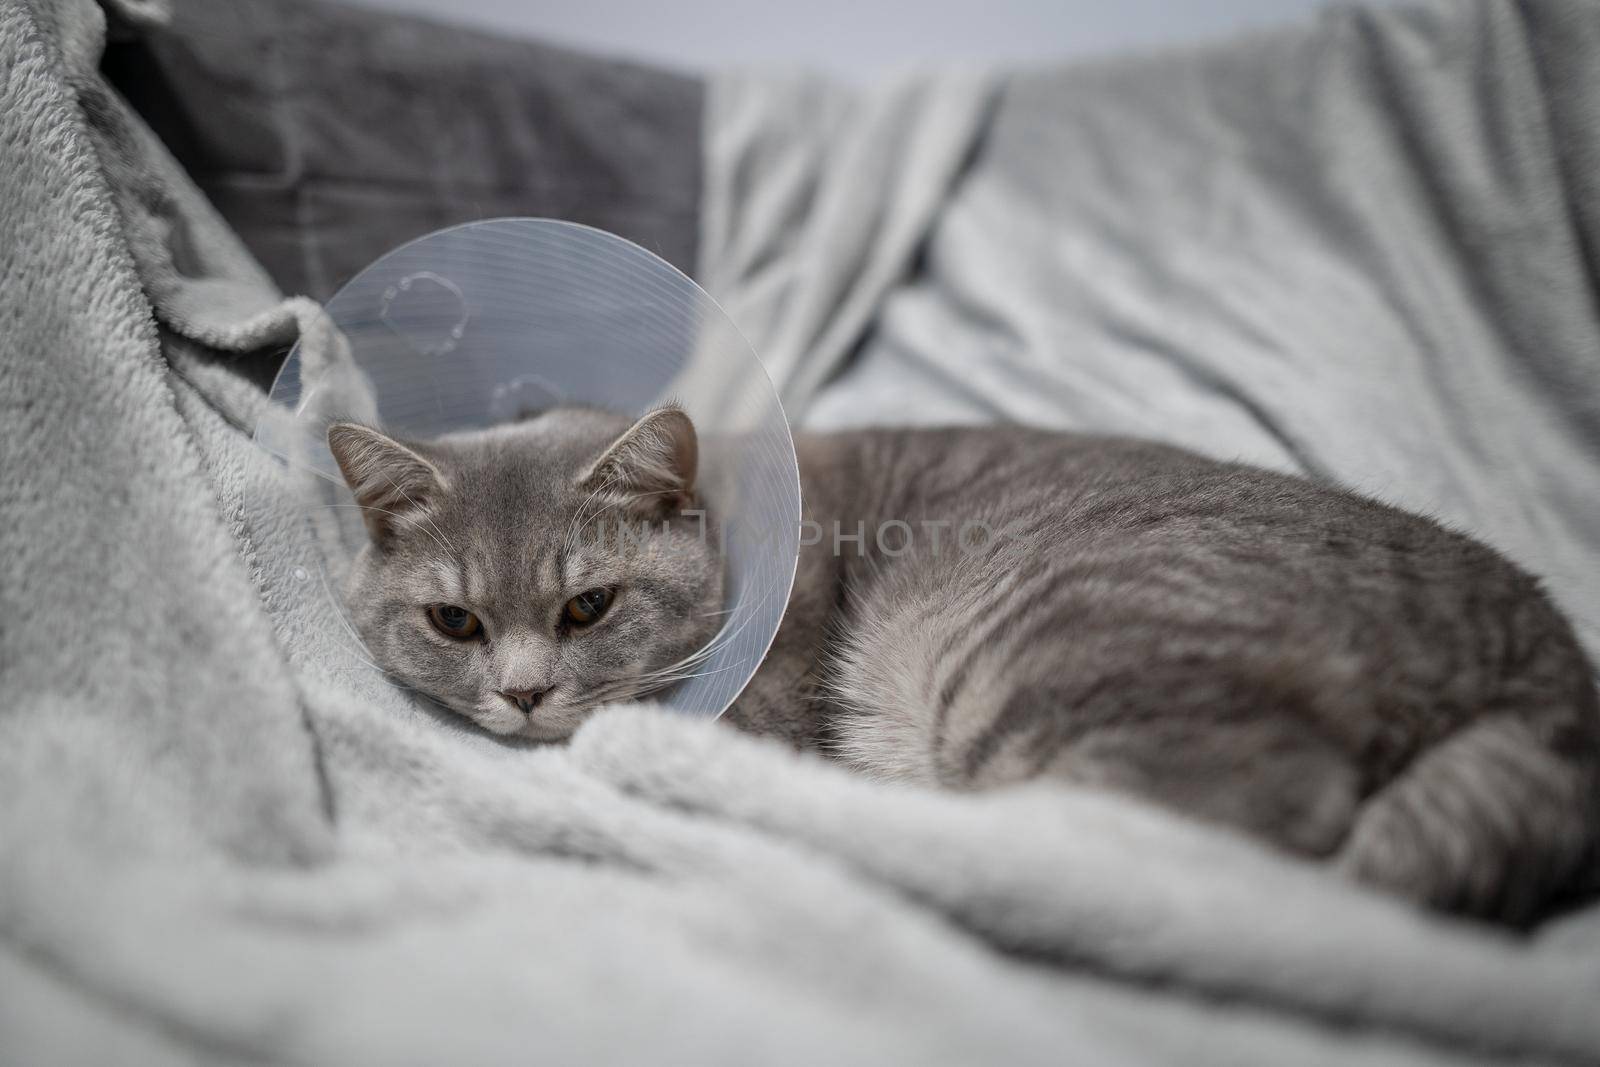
[704,0,1600,667]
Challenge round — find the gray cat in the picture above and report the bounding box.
[327,405,1600,924]
[328,408,722,741]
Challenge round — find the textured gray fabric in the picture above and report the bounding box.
[699,0,1600,1059]
[705,0,1600,670]
[3,0,1599,1064]
[104,0,704,302]
[700,67,998,411]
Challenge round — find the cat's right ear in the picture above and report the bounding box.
[326,423,447,547]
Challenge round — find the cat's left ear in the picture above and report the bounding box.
[579,406,698,515]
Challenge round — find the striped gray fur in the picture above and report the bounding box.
[726,426,1600,924]
[333,409,1599,924]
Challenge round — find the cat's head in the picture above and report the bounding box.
[326,405,724,741]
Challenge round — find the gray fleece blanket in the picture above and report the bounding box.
[705,0,1600,666]
[3,1,1600,1065]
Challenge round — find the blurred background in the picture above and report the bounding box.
[344,0,1342,77]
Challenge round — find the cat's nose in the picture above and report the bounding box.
[500,687,548,714]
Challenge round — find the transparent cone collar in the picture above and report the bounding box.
[254,219,800,717]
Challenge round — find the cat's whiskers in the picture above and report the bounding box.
[586,658,743,707]
[645,634,729,673]
[371,466,458,556]
[563,471,625,555]
[566,487,688,556]
[633,622,735,683]
[639,661,744,687]
[627,582,784,694]
[314,503,455,558]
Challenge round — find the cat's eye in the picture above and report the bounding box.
[564,588,613,628]
[427,603,482,640]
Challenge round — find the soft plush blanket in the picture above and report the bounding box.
[3,1,1599,1065]
[704,0,1600,666]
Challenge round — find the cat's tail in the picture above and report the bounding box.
[1336,698,1600,925]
